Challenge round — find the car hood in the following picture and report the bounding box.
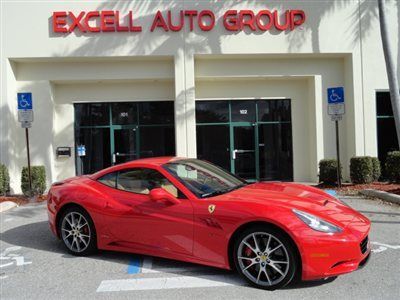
[215,182,369,228]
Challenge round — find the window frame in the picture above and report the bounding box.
[97,167,186,199]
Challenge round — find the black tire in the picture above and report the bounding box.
[233,225,298,290]
[58,206,97,256]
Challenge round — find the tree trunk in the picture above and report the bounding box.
[377,0,400,149]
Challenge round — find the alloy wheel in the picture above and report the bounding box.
[237,232,290,287]
[61,212,91,253]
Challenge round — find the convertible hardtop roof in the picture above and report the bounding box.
[90,156,188,179]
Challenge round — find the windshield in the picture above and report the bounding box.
[163,159,247,198]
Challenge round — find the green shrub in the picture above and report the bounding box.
[350,156,373,184]
[21,166,46,196]
[0,164,10,196]
[319,159,341,184]
[371,157,381,181]
[385,151,400,183]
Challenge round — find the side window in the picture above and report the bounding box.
[98,172,117,188]
[117,168,181,198]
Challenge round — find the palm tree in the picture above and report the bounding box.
[378,0,400,148]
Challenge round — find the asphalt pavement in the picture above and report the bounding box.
[0,196,399,300]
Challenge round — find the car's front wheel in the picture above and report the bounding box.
[233,226,298,290]
[59,206,97,256]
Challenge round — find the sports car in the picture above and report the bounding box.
[47,157,371,289]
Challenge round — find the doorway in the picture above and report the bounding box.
[196,99,293,181]
[74,101,175,175]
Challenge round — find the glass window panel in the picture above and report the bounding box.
[233,126,256,180]
[139,101,174,125]
[114,128,138,164]
[258,99,291,122]
[75,103,109,126]
[231,101,256,122]
[376,92,394,116]
[75,128,111,175]
[140,126,175,158]
[111,102,137,125]
[196,125,230,172]
[117,168,179,197]
[377,118,399,166]
[196,101,229,123]
[98,172,117,188]
[259,123,293,181]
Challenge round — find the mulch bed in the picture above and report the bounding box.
[0,194,47,206]
[315,182,400,196]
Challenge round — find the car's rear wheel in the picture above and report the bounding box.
[233,226,298,290]
[59,206,97,256]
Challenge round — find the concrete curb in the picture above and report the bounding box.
[0,201,18,213]
[359,189,400,205]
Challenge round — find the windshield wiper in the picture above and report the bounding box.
[201,183,246,198]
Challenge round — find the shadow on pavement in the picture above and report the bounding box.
[0,220,134,266]
[0,220,338,290]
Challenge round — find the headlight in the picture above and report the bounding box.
[293,209,342,233]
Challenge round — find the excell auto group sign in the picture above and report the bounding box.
[52,9,306,33]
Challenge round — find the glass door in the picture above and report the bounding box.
[112,127,138,165]
[232,125,257,180]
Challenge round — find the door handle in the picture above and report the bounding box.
[232,149,238,160]
[233,149,255,160]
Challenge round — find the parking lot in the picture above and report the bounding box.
[1,196,399,300]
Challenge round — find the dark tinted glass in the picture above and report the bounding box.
[196,101,229,123]
[111,102,137,125]
[258,100,291,122]
[75,103,109,126]
[377,118,399,166]
[376,92,394,116]
[197,125,230,171]
[98,172,117,188]
[75,128,111,174]
[231,101,256,122]
[233,126,256,180]
[114,128,137,164]
[139,102,174,125]
[140,126,175,158]
[259,123,293,181]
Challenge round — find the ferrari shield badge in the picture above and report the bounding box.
[208,204,216,214]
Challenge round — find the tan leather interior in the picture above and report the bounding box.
[161,183,178,197]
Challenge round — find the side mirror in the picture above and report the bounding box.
[149,188,181,205]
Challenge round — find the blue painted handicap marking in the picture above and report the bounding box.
[325,189,337,197]
[127,257,141,274]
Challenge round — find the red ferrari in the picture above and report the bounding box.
[47,157,371,289]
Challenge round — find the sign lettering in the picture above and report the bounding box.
[52,9,306,34]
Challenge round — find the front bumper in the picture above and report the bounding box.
[296,217,371,281]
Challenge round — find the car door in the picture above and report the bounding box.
[98,167,194,256]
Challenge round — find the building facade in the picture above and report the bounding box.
[1,0,399,193]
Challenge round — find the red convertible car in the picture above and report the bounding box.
[47,157,371,289]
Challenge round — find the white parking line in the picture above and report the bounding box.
[139,257,208,274]
[97,275,241,292]
[371,242,400,253]
[140,258,154,273]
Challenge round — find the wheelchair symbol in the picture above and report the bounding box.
[329,89,342,102]
[19,95,30,108]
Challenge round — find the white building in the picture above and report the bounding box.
[1,0,399,193]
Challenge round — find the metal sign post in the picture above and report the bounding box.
[17,93,33,192]
[327,87,345,188]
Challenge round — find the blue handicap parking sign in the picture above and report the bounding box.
[17,93,33,110]
[327,87,344,104]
